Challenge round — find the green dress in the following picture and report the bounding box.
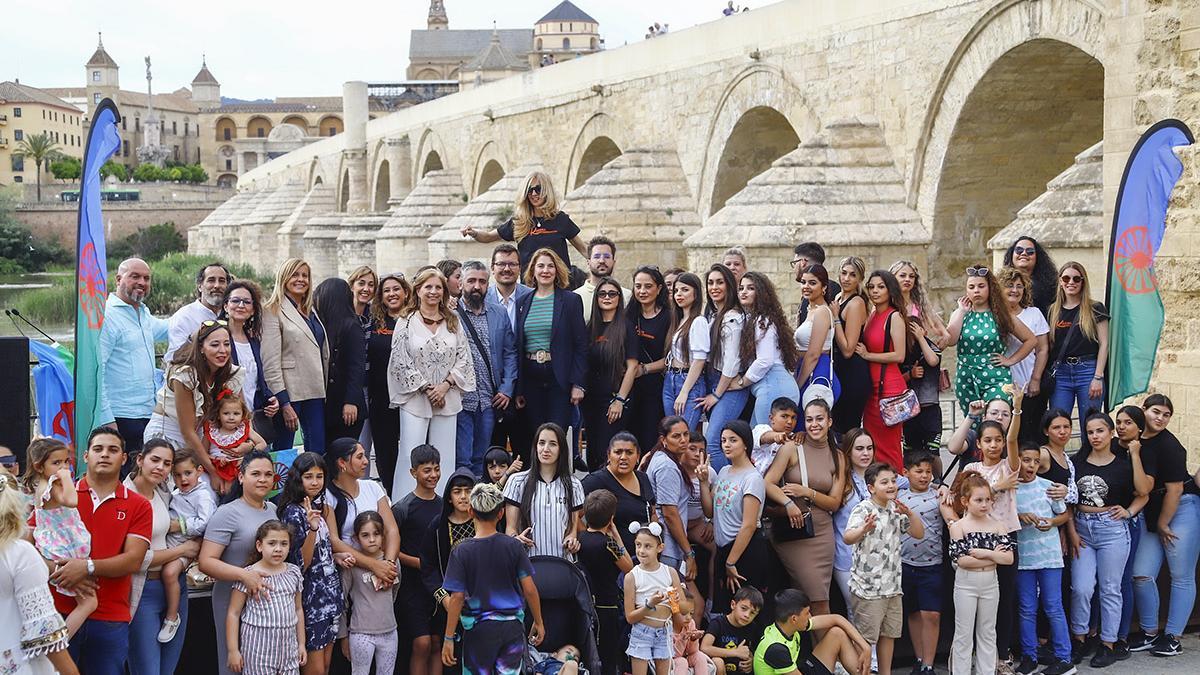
[954,310,1013,414]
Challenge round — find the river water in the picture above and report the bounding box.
[0,272,73,342]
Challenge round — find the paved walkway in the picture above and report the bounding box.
[1074,633,1200,674]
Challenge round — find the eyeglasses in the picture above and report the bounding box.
[201,319,229,328]
[965,266,989,277]
[790,259,804,267]
[527,184,543,196]
[597,290,621,299]
[0,456,15,467]
[227,298,253,307]
[590,252,613,260]
[1061,274,1083,284]
[493,262,518,269]
[1013,246,1036,256]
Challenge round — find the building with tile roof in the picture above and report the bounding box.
[0,81,85,188]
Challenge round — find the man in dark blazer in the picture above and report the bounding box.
[455,261,519,474]
[486,243,532,452]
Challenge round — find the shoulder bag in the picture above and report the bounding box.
[770,441,816,542]
[456,305,503,423]
[877,311,920,426]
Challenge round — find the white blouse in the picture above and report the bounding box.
[0,540,69,675]
[743,318,783,384]
[668,317,711,367]
[387,313,476,418]
[712,312,744,379]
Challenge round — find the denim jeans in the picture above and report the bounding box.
[796,353,840,407]
[1017,568,1071,662]
[456,405,496,475]
[662,369,708,430]
[69,619,130,675]
[1071,512,1131,642]
[129,576,189,675]
[750,363,800,426]
[1132,493,1200,636]
[1049,358,1102,427]
[277,397,327,454]
[704,385,750,473]
[1119,513,1142,640]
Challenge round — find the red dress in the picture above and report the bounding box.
[862,309,906,471]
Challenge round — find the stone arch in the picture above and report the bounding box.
[415,128,449,179]
[708,107,800,216]
[471,141,508,196]
[215,116,237,141]
[307,157,326,191]
[415,68,441,80]
[912,0,1106,292]
[696,64,820,218]
[338,169,351,212]
[247,115,273,139]
[319,115,344,137]
[282,115,309,133]
[373,160,391,212]
[565,113,629,192]
[216,173,238,188]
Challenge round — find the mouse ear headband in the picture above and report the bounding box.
[628,520,663,537]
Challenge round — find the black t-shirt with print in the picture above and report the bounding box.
[497,211,581,275]
[1073,453,1135,509]
[626,309,670,364]
[705,615,760,672]
[1052,302,1108,360]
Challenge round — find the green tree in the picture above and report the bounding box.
[100,160,129,181]
[50,157,82,181]
[13,133,62,202]
[132,163,162,182]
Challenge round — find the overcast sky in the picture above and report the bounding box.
[5,0,762,100]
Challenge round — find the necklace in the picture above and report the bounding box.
[419,310,443,326]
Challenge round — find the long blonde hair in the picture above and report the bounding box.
[512,171,561,241]
[1048,261,1099,344]
[266,258,314,314]
[402,267,459,332]
[0,474,26,549]
[837,256,868,303]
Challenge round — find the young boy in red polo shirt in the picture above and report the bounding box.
[43,428,153,675]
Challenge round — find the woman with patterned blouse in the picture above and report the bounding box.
[387,268,476,498]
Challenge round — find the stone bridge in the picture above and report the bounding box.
[189,0,1200,453]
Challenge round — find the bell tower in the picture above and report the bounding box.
[428,0,448,30]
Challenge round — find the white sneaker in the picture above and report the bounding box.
[157,615,181,643]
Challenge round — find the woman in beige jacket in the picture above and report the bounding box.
[261,258,331,454]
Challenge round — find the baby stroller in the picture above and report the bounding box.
[524,555,602,675]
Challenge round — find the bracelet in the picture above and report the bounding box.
[1012,409,1022,416]
[686,550,695,558]
[1092,375,1103,380]
[444,634,458,643]
[725,561,738,568]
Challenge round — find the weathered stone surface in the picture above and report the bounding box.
[301,213,347,281]
[337,213,389,277]
[240,181,309,272]
[375,169,466,274]
[187,190,256,255]
[276,184,336,266]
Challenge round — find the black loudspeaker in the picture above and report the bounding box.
[0,336,32,462]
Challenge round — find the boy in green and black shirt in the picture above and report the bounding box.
[754,589,871,675]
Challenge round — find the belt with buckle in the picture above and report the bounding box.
[526,350,552,364]
[1064,356,1085,365]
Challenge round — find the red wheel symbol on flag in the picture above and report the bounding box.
[273,461,289,492]
[1114,225,1157,295]
[77,243,107,329]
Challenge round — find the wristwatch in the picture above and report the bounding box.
[86,559,95,575]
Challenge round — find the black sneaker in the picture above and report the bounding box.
[909,662,923,675]
[1037,643,1055,665]
[1151,634,1182,657]
[920,667,935,674]
[1080,634,1100,658]
[1015,656,1039,675]
[1113,640,1131,661]
[1042,660,1077,675]
[1071,639,1084,665]
[1129,632,1159,652]
[1090,645,1117,668]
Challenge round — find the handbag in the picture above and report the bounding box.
[1040,320,1076,396]
[876,311,920,426]
[801,305,837,409]
[938,367,952,393]
[770,440,816,542]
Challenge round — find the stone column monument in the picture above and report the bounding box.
[341,81,369,213]
[136,56,170,166]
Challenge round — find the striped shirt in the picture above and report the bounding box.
[524,294,555,353]
[503,470,584,559]
[233,563,304,628]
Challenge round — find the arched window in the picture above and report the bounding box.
[562,37,570,50]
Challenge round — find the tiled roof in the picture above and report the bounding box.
[409,28,532,61]
[191,63,219,85]
[463,31,531,72]
[86,44,118,68]
[43,86,199,114]
[0,81,81,111]
[537,1,597,24]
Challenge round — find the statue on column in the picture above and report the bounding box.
[136,55,171,166]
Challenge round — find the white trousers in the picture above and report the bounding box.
[391,410,457,500]
[951,567,999,675]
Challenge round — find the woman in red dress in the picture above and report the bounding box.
[855,269,911,471]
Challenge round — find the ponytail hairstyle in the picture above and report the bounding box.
[639,416,692,496]
[1142,393,1174,414]
[205,389,251,429]
[951,470,991,518]
[1114,405,1147,446]
[249,519,292,565]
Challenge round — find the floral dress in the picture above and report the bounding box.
[954,310,1013,415]
[281,502,344,650]
[32,475,90,562]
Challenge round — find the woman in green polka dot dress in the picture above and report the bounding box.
[946,266,1036,415]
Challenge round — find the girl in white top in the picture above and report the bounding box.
[998,267,1050,393]
[663,273,711,429]
[793,264,839,408]
[387,268,475,498]
[698,264,748,472]
[736,272,801,426]
[624,520,687,673]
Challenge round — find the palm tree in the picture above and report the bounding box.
[13,133,62,202]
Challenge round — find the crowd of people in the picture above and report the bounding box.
[0,167,1198,675]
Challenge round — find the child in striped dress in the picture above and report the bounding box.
[227,520,306,675]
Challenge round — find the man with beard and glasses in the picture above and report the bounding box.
[98,257,169,465]
[456,260,519,475]
[163,262,231,363]
[575,235,631,323]
[485,244,531,455]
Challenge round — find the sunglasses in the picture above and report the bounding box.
[1061,274,1083,284]
[597,290,621,299]
[0,456,15,467]
[527,184,543,196]
[1013,245,1036,256]
[965,266,989,277]
[201,319,229,328]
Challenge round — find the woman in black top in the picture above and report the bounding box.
[581,432,659,554]
[1003,235,1059,316]
[581,277,632,470]
[618,266,672,453]
[1128,394,1200,654]
[1047,262,1109,426]
[314,278,367,444]
[365,272,408,489]
[460,170,587,276]
[1070,412,1149,664]
[831,256,870,435]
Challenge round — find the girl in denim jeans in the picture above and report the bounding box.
[1046,262,1108,427]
